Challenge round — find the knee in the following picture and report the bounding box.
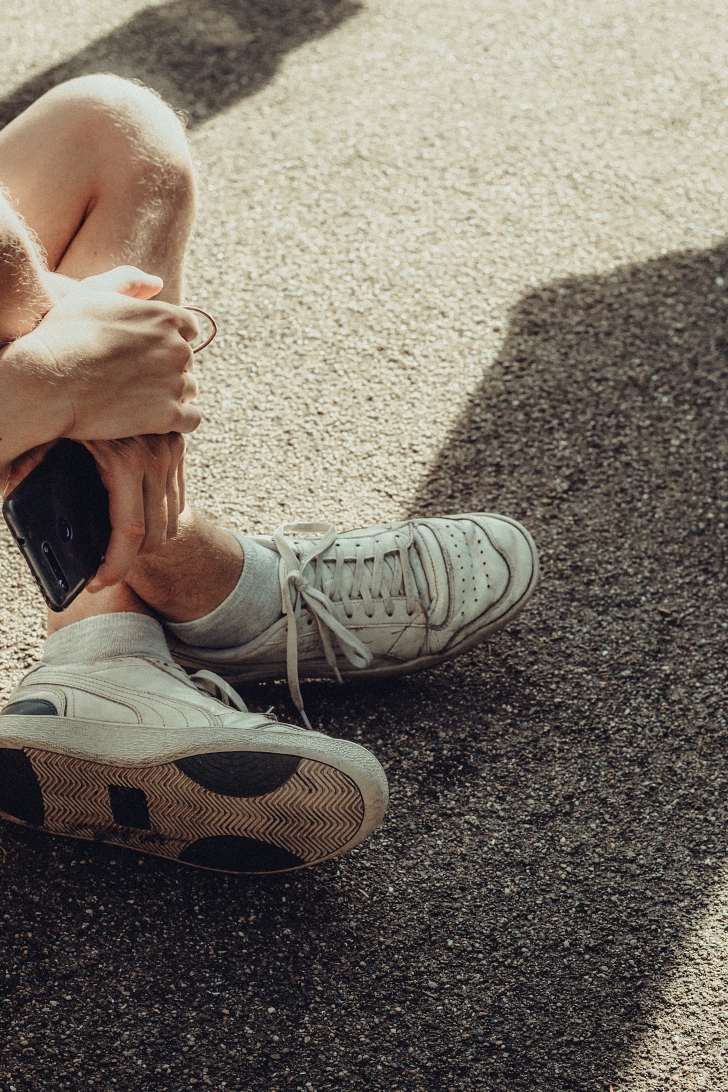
[42,75,195,202]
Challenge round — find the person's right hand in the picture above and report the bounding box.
[14,265,201,442]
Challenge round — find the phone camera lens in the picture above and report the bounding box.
[56,518,72,542]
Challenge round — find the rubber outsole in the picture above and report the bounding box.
[0,745,368,874]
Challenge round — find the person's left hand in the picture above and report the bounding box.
[2,433,186,591]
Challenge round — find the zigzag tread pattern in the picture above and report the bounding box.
[26,750,364,863]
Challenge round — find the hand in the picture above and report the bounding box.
[39,270,79,305]
[1,442,56,500]
[6,265,201,445]
[82,434,187,591]
[2,434,186,591]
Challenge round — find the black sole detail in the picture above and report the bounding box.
[1,699,57,716]
[178,834,305,873]
[174,750,300,798]
[0,748,45,824]
[108,785,151,829]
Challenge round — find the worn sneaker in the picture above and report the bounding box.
[168,512,539,726]
[0,655,387,873]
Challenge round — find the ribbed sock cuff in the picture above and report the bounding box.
[43,613,170,666]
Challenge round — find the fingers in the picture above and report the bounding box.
[175,402,203,435]
[174,305,200,344]
[82,265,164,300]
[86,446,146,591]
[181,371,198,403]
[137,433,185,555]
[177,455,186,518]
[139,448,169,557]
[165,436,185,540]
[84,435,186,590]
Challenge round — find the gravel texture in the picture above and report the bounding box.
[2,0,728,1089]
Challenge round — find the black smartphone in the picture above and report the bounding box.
[2,439,111,612]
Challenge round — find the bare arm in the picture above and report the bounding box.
[0,191,201,585]
[0,190,200,473]
[0,191,71,467]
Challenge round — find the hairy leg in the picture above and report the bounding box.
[0,75,244,635]
[0,74,195,302]
[46,510,244,633]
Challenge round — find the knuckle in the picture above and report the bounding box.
[124,521,147,543]
[143,434,166,457]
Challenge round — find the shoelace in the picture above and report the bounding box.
[189,669,249,712]
[154,659,255,713]
[273,521,422,728]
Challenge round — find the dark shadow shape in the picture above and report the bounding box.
[2,245,728,1091]
[403,242,728,1088]
[179,833,305,871]
[0,0,360,130]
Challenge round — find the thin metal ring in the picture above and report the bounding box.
[184,306,218,354]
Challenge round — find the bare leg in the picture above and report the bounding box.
[0,75,194,301]
[0,75,244,635]
[46,510,244,633]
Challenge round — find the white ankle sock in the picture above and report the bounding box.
[165,534,282,650]
[43,613,170,665]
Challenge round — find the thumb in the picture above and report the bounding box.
[81,265,164,300]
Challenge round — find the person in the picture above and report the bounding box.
[0,75,538,875]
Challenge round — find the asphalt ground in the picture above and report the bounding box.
[1,1,728,1089]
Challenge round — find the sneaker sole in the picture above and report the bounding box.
[169,512,540,685]
[0,719,388,874]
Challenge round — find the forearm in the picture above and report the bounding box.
[0,190,54,344]
[0,335,67,474]
[0,196,79,475]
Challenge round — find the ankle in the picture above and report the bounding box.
[127,513,244,623]
[46,582,151,635]
[43,611,169,665]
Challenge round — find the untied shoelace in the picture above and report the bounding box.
[189,669,249,712]
[273,521,421,728]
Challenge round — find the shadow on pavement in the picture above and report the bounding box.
[401,240,728,1087]
[1,249,727,1090]
[0,0,360,129]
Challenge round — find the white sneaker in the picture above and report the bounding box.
[168,512,539,726]
[0,655,387,873]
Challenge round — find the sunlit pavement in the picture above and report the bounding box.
[1,1,728,1089]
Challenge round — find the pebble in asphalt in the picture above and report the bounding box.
[1,0,728,1090]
